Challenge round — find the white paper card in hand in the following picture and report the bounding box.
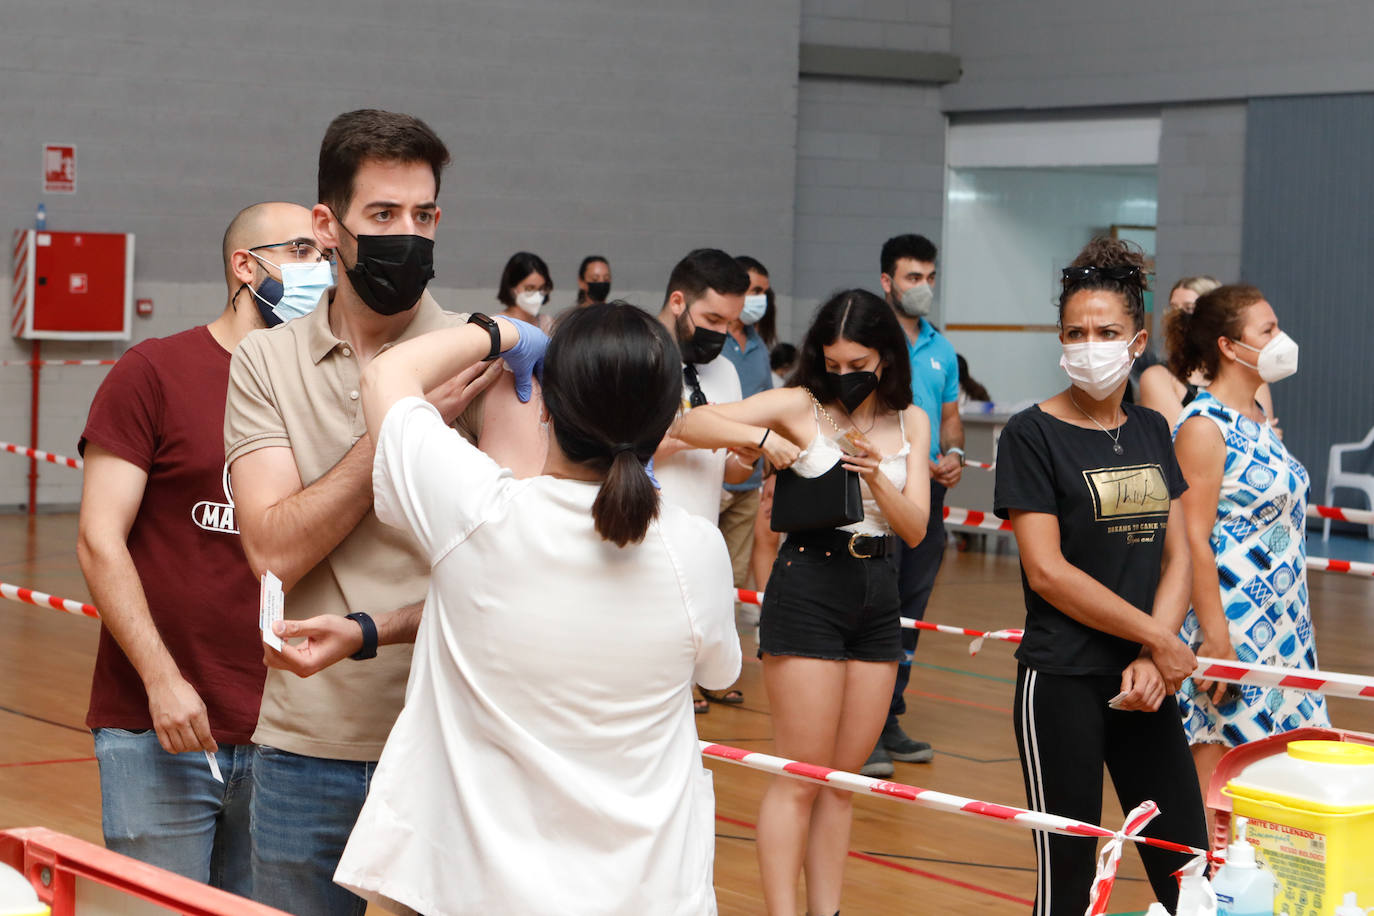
[205,750,224,784]
[260,571,284,651]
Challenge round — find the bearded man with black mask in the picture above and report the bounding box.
[650,248,752,713]
[224,109,542,916]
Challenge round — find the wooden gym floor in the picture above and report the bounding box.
[3,513,1373,914]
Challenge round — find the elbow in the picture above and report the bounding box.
[1021,558,1058,599]
[897,516,926,549]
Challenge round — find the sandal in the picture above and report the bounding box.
[694,697,710,714]
[699,687,745,705]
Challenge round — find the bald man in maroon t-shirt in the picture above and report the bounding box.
[76,202,322,893]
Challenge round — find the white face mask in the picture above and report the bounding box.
[515,289,546,316]
[1231,331,1298,383]
[740,293,768,325]
[1059,332,1142,400]
[896,284,933,318]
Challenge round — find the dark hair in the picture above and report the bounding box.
[574,256,609,305]
[880,234,938,277]
[792,289,912,411]
[957,353,990,402]
[661,248,750,310]
[736,255,778,346]
[735,255,768,277]
[578,255,609,280]
[496,251,552,308]
[318,110,450,217]
[1058,237,1152,332]
[1167,284,1265,381]
[542,303,682,547]
[769,342,797,373]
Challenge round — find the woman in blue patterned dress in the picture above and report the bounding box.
[1168,283,1328,805]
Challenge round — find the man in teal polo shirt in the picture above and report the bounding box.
[862,233,965,777]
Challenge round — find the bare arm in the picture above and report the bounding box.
[674,387,813,468]
[77,446,216,754]
[931,400,964,488]
[1010,508,1197,688]
[1138,364,1184,429]
[1173,415,1236,698]
[231,439,376,592]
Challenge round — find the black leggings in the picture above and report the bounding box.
[1013,665,1207,915]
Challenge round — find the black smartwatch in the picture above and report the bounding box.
[467,312,502,361]
[345,612,378,661]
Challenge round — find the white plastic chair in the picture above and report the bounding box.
[1324,424,1374,540]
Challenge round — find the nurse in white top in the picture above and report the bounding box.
[270,305,741,915]
[677,289,930,916]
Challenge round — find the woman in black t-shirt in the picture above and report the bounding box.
[993,238,1207,915]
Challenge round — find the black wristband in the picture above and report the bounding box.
[466,312,502,361]
[758,428,771,448]
[345,612,378,661]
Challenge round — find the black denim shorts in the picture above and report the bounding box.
[759,534,903,663]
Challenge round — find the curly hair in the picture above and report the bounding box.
[1166,284,1265,381]
[1058,237,1153,332]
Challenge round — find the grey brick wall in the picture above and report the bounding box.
[790,0,951,341]
[944,0,1374,112]
[1,0,802,507]
[1152,103,1247,345]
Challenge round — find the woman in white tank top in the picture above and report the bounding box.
[677,289,930,916]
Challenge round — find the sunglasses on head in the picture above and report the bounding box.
[1061,265,1141,285]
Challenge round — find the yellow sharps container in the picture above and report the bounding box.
[1224,740,1374,916]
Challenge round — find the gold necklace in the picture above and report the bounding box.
[1069,391,1124,455]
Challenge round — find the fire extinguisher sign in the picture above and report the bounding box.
[43,144,77,194]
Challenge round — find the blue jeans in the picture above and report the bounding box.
[250,745,376,916]
[93,727,254,897]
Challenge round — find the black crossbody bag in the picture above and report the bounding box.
[769,390,864,533]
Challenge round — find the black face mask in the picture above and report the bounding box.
[678,319,727,365]
[586,280,611,302]
[335,218,435,316]
[827,370,879,414]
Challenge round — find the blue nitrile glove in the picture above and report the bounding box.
[645,456,661,490]
[498,317,549,402]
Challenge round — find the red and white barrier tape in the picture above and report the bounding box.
[738,588,1374,698]
[1194,657,1374,701]
[700,740,1213,861]
[1308,503,1374,526]
[964,459,995,470]
[0,441,82,470]
[1087,801,1161,915]
[0,358,116,368]
[942,505,1013,533]
[942,504,1374,576]
[1307,555,1374,577]
[0,581,99,619]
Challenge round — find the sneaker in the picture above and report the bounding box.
[859,742,894,778]
[881,721,934,763]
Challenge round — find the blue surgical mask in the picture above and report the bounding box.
[740,293,768,325]
[250,256,333,326]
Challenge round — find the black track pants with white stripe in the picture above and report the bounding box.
[1013,665,1207,915]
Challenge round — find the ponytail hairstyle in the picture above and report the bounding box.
[1058,237,1153,332]
[541,302,682,547]
[1166,284,1265,381]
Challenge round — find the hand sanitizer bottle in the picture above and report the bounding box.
[1212,818,1276,916]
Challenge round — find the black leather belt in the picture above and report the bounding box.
[786,529,895,559]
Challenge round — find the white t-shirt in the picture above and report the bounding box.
[656,357,743,521]
[335,397,741,916]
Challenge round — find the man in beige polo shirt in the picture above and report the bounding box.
[224,109,527,916]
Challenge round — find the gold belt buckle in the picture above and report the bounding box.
[848,533,875,559]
